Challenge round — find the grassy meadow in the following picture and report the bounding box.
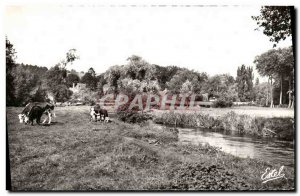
[7,106,294,191]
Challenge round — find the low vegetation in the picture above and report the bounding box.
[7,106,294,190]
[152,108,294,140]
[116,111,153,124]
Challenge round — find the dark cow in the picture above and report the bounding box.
[90,104,101,122]
[99,109,109,122]
[27,106,45,125]
[18,102,55,124]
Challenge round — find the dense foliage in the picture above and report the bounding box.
[254,47,294,107]
[6,38,293,109]
[252,6,293,46]
[6,40,79,106]
[236,65,254,101]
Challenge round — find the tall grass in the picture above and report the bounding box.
[153,111,294,140]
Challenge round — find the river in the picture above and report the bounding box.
[176,127,294,167]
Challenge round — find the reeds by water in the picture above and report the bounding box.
[153,111,294,140]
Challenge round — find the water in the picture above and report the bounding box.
[176,127,294,167]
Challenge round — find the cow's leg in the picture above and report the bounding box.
[48,113,52,124]
[91,115,95,121]
[42,115,48,124]
[37,117,41,125]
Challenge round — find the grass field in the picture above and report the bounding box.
[7,106,294,191]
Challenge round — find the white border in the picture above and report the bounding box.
[1,0,299,195]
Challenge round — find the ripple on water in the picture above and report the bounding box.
[174,126,294,167]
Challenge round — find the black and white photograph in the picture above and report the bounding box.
[5,2,295,191]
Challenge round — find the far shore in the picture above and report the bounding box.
[151,106,294,118]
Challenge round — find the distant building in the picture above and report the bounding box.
[66,70,85,79]
[69,83,87,93]
[78,71,85,79]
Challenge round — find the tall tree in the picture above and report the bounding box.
[46,65,73,102]
[254,47,294,107]
[81,72,97,90]
[252,6,293,47]
[125,55,156,81]
[180,80,193,94]
[254,49,279,107]
[275,47,294,105]
[6,38,17,106]
[88,67,96,77]
[58,49,80,69]
[236,65,254,101]
[167,69,207,94]
[104,65,123,95]
[66,73,80,87]
[254,82,271,106]
[155,65,180,90]
[44,49,79,102]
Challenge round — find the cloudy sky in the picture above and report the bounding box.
[5,5,292,79]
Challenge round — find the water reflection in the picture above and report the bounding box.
[177,128,294,167]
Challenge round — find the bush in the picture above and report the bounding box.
[153,112,220,128]
[117,112,152,124]
[212,99,233,108]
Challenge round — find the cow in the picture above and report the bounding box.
[90,107,97,121]
[99,109,109,122]
[90,104,109,122]
[90,104,100,122]
[18,102,55,124]
[25,106,45,125]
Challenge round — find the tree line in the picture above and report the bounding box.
[6,37,294,108]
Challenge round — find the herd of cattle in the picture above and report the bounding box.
[18,102,110,125]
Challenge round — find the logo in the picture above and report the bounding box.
[261,166,286,184]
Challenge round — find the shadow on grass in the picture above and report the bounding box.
[47,121,64,126]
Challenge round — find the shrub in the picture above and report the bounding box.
[212,99,233,108]
[117,112,152,124]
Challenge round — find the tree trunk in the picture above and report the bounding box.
[266,78,269,106]
[270,76,274,108]
[279,75,283,105]
[288,77,292,108]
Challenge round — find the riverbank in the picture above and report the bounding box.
[7,107,294,190]
[152,108,294,140]
[153,106,294,118]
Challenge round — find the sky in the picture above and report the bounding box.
[5,5,293,80]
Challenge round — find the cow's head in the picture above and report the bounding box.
[18,114,29,124]
[24,116,29,124]
[18,114,25,123]
[100,114,105,121]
